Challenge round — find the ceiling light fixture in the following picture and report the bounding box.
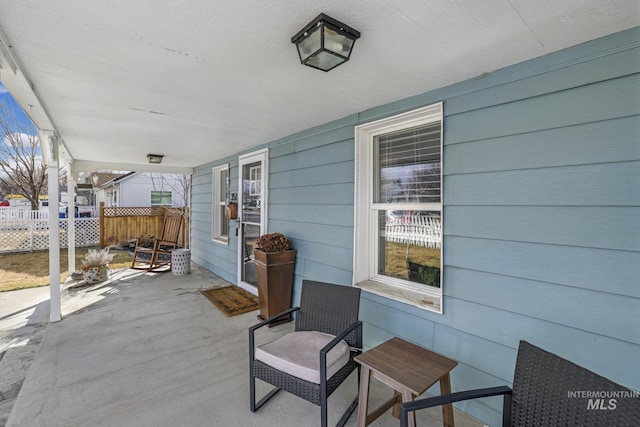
[147,154,164,164]
[291,13,360,72]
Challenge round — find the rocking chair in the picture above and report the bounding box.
[131,213,184,272]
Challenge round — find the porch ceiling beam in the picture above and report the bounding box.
[74,160,193,175]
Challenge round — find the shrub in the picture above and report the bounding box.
[138,234,156,248]
[81,248,114,270]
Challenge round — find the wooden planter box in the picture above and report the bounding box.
[255,249,296,324]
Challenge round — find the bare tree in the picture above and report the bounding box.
[148,173,192,247]
[0,101,46,209]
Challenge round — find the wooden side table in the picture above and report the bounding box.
[354,337,458,427]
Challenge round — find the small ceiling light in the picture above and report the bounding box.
[147,154,164,164]
[291,13,360,72]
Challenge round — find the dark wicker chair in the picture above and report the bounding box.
[249,280,363,427]
[400,340,640,427]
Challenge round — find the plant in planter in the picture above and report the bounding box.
[406,259,440,288]
[254,233,296,324]
[255,232,291,253]
[81,248,114,284]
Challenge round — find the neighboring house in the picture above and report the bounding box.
[190,28,639,425]
[94,172,188,208]
[90,172,127,207]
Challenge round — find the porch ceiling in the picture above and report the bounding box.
[0,1,637,173]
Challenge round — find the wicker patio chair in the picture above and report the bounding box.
[249,280,363,427]
[399,340,639,427]
[130,212,183,272]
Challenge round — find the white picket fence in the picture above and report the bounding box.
[385,215,441,249]
[0,217,100,252]
[0,208,50,221]
[0,207,98,221]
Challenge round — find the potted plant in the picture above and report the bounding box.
[253,232,296,324]
[406,259,441,288]
[81,248,114,284]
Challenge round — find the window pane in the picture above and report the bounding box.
[219,169,228,237]
[212,165,229,241]
[243,162,261,221]
[219,169,228,203]
[151,191,171,206]
[378,209,441,288]
[248,165,261,196]
[374,122,441,204]
[220,205,228,236]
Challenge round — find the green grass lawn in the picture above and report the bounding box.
[0,248,133,292]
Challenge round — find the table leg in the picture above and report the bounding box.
[392,390,401,418]
[401,389,416,427]
[356,366,372,427]
[440,373,455,427]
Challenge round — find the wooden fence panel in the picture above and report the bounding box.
[99,206,186,247]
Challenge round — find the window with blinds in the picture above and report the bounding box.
[354,102,443,313]
[374,122,441,204]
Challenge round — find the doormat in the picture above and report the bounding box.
[200,286,259,317]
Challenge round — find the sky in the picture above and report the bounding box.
[0,81,42,186]
[0,81,38,135]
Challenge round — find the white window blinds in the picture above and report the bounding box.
[374,122,441,204]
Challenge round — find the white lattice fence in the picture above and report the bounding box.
[385,215,441,249]
[0,218,100,252]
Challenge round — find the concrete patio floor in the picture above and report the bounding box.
[4,265,484,427]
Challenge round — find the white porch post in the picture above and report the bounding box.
[46,133,62,322]
[67,162,76,274]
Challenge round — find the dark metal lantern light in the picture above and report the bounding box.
[147,154,164,164]
[291,13,360,72]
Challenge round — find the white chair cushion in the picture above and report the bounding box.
[255,331,350,384]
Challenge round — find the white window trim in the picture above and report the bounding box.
[353,103,443,314]
[212,164,229,244]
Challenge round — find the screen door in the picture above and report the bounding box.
[237,149,268,290]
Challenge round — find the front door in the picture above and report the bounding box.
[237,149,268,292]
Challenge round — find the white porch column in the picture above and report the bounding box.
[46,133,61,322]
[67,162,76,274]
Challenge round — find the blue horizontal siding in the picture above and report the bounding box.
[445,47,640,116]
[445,116,640,173]
[446,236,640,297]
[270,136,355,170]
[270,161,353,189]
[269,204,353,227]
[438,298,640,389]
[189,27,640,425]
[445,206,640,251]
[446,74,639,144]
[445,161,640,206]
[189,155,238,282]
[269,183,354,205]
[446,268,639,343]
